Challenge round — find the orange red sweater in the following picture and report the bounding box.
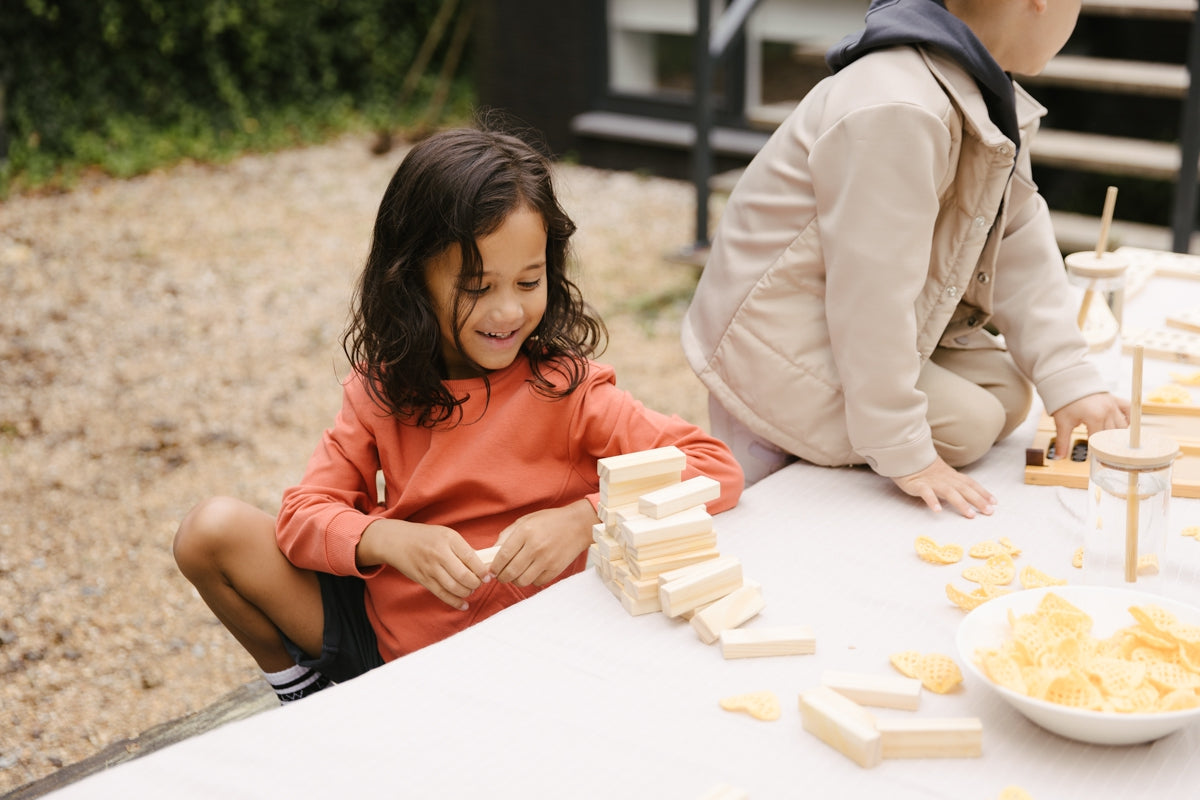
[277,358,743,661]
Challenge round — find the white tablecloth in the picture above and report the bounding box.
[49,275,1200,799]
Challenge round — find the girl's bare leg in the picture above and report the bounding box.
[172,496,325,671]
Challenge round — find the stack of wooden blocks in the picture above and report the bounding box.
[588,446,814,658]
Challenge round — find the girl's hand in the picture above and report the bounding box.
[489,499,599,587]
[892,456,996,519]
[1050,393,1130,458]
[356,520,488,610]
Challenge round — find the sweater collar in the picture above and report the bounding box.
[826,0,1019,150]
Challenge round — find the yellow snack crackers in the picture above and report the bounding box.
[974,592,1200,714]
[890,650,963,694]
[1145,383,1192,404]
[719,690,781,721]
[1072,546,1084,569]
[914,535,963,565]
[963,553,1016,586]
[1019,565,1067,589]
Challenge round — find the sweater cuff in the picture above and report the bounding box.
[858,434,938,479]
[325,508,381,577]
[1037,361,1109,416]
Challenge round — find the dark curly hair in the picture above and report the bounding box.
[342,124,606,426]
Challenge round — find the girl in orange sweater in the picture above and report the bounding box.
[172,126,743,703]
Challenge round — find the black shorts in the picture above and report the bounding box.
[280,572,385,684]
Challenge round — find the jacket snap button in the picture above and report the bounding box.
[973,216,987,228]
[946,286,959,298]
[977,272,990,284]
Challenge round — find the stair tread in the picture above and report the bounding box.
[1021,55,1188,97]
[1030,129,1184,179]
[1081,0,1196,18]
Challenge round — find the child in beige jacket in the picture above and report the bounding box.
[682,0,1128,518]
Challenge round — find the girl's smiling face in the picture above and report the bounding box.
[424,205,549,379]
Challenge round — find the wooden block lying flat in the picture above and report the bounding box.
[875,718,983,759]
[618,505,712,548]
[619,589,662,616]
[658,556,743,618]
[638,475,721,519]
[720,625,815,659]
[691,581,766,645]
[593,531,625,561]
[627,548,720,580]
[820,670,923,711]
[475,544,501,570]
[624,531,717,562]
[798,686,882,768]
[600,472,680,508]
[598,446,686,484]
[621,572,659,601]
[586,543,601,572]
[597,502,641,530]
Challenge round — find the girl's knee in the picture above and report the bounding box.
[935,398,1007,468]
[172,496,255,573]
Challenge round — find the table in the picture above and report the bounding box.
[48,275,1200,800]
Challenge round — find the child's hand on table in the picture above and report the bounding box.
[892,456,997,519]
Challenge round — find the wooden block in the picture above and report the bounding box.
[658,556,742,618]
[720,625,815,659]
[624,530,717,562]
[598,445,686,484]
[820,670,923,711]
[600,472,680,508]
[475,544,501,570]
[637,475,721,519]
[621,571,659,601]
[798,686,882,768]
[875,717,983,759]
[619,588,662,616]
[618,505,712,548]
[593,531,625,561]
[690,581,766,645]
[627,548,720,580]
[598,503,642,533]
[586,543,601,572]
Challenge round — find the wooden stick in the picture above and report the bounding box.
[1079,185,1119,329]
[1096,185,1119,257]
[1125,344,1143,582]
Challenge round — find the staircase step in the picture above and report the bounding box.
[570,111,769,158]
[1021,55,1188,98]
[1081,0,1195,19]
[1050,210,1200,253]
[1030,129,1185,180]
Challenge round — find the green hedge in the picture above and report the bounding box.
[0,0,473,194]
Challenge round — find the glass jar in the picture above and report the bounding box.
[1083,429,1178,588]
[1065,250,1128,391]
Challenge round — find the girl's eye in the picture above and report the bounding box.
[463,285,489,296]
[518,279,542,290]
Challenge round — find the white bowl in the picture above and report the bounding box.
[955,585,1200,745]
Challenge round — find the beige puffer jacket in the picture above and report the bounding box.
[681,46,1106,478]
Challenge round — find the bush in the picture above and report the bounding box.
[0,0,474,195]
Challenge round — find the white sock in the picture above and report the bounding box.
[262,663,332,703]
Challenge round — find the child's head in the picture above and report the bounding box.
[344,124,606,425]
[947,0,1081,76]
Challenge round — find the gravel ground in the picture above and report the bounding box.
[0,132,714,793]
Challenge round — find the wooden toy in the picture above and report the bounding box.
[623,531,718,562]
[690,581,765,645]
[798,686,883,768]
[719,625,816,659]
[658,556,743,618]
[874,718,983,759]
[617,505,713,548]
[626,548,721,581]
[820,670,923,711]
[475,544,501,570]
[1123,326,1200,365]
[597,445,686,483]
[637,475,721,519]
